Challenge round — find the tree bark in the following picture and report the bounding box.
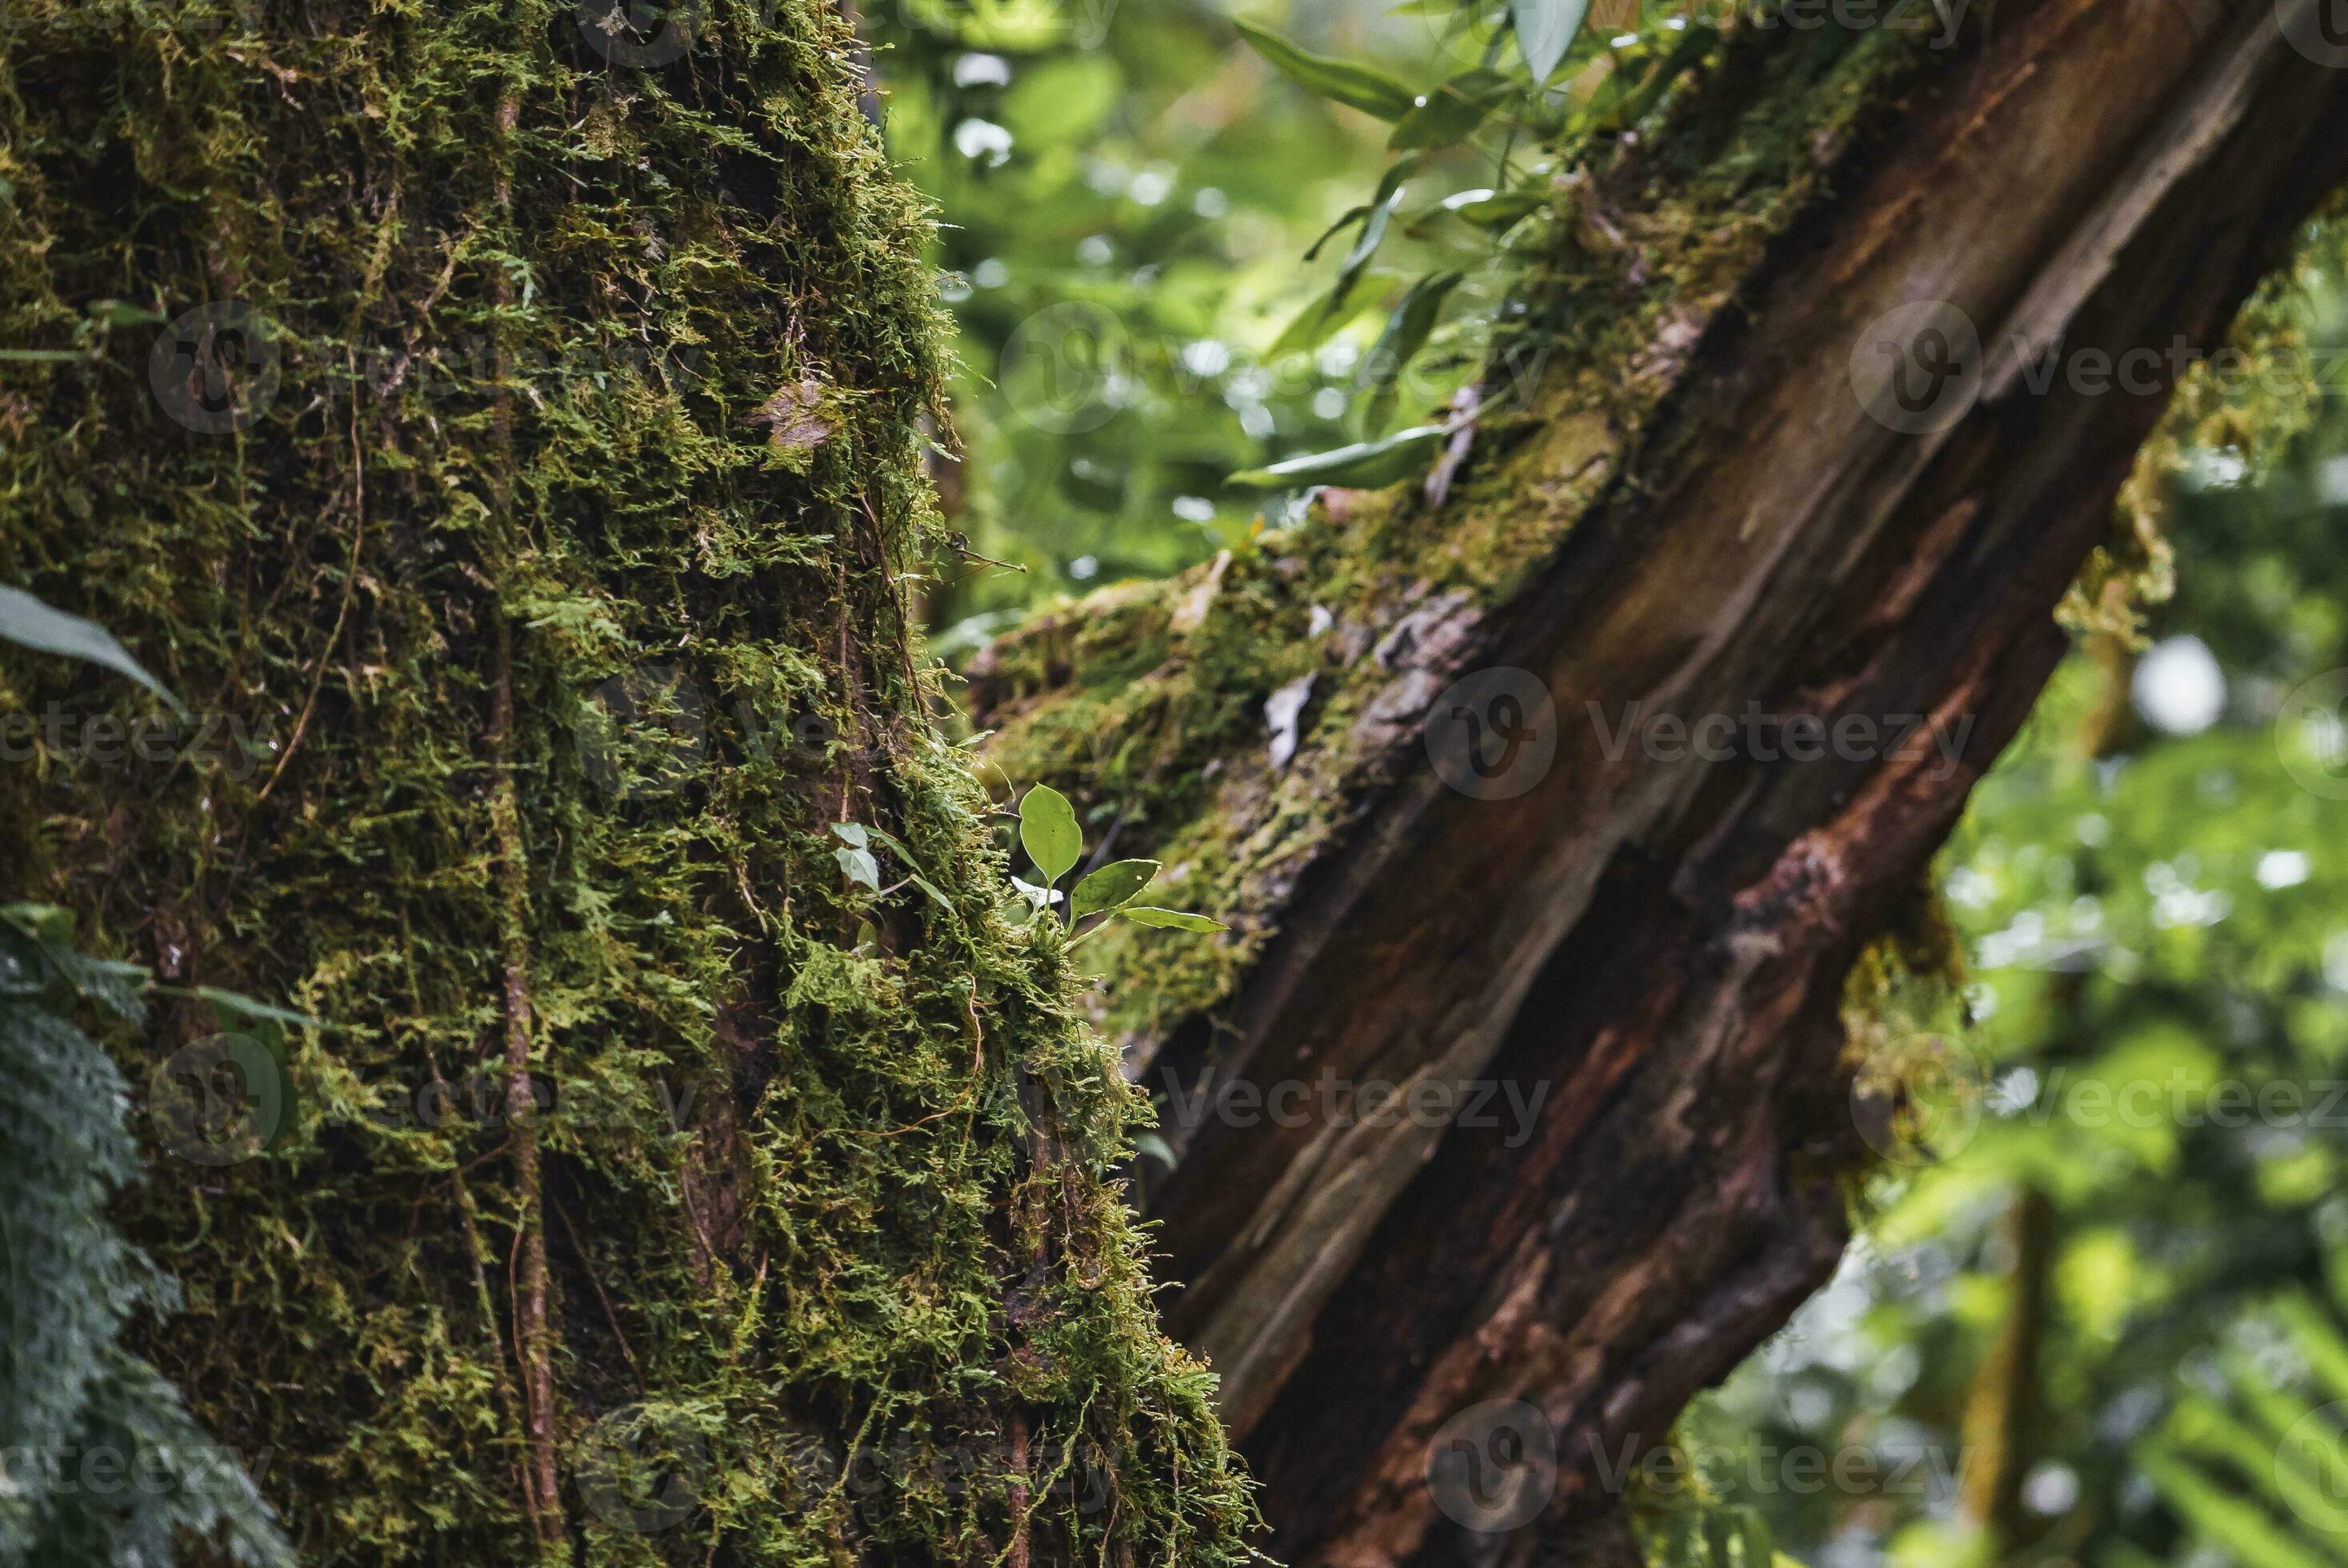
[975,3,2348,1559]
[0,3,1254,1562]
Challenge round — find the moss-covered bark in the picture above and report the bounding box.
[0,2,1252,1561]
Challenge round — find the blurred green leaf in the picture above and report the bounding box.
[1510,0,1590,85]
[1229,423,1447,489]
[1233,18,1415,121]
[1388,68,1513,150]
[0,585,188,718]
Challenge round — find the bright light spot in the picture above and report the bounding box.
[938,273,973,303]
[2076,813,2110,846]
[1182,339,1231,377]
[1172,495,1215,523]
[2023,1462,2081,1518]
[953,118,1014,166]
[1944,866,1994,909]
[971,258,1010,289]
[1192,186,1230,218]
[1239,405,1274,439]
[1312,386,1348,420]
[2321,455,2348,504]
[952,52,1011,87]
[2133,635,2226,736]
[1068,554,1098,580]
[2258,850,2312,890]
[1077,234,1114,266]
[1129,168,1174,207]
[1610,32,1639,46]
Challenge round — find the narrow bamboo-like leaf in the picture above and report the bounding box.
[1272,159,1418,359]
[1359,270,1464,432]
[1302,202,1371,262]
[0,902,73,943]
[1387,68,1512,150]
[1233,18,1415,121]
[1115,906,1229,932]
[0,585,188,717]
[865,825,958,914]
[1510,0,1590,84]
[1018,783,1083,886]
[1229,424,1447,489]
[189,986,327,1032]
[1072,859,1159,918]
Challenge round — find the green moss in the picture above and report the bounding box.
[0,1,1253,1561]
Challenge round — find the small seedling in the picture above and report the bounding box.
[1011,784,1226,943]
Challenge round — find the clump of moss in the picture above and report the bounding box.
[0,1,1254,1562]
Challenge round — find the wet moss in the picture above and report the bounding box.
[0,1,1253,1561]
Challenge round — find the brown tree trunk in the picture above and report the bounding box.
[976,3,2348,1559]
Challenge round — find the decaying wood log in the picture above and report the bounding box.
[976,3,2348,1558]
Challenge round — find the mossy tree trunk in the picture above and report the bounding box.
[0,2,1251,1563]
[974,3,2348,1561]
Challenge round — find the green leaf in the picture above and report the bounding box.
[1387,68,1513,150]
[1133,1130,1176,1165]
[830,822,870,848]
[1359,270,1464,432]
[866,825,959,914]
[1270,162,1418,360]
[1072,859,1159,918]
[1302,202,1372,262]
[835,845,882,890]
[1115,906,1229,932]
[1233,18,1415,122]
[1268,273,1370,362]
[0,585,189,718]
[1510,0,1590,84]
[1445,185,1547,229]
[1018,783,1083,886]
[0,902,74,944]
[189,986,326,1033]
[86,298,167,329]
[1229,424,1448,490]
